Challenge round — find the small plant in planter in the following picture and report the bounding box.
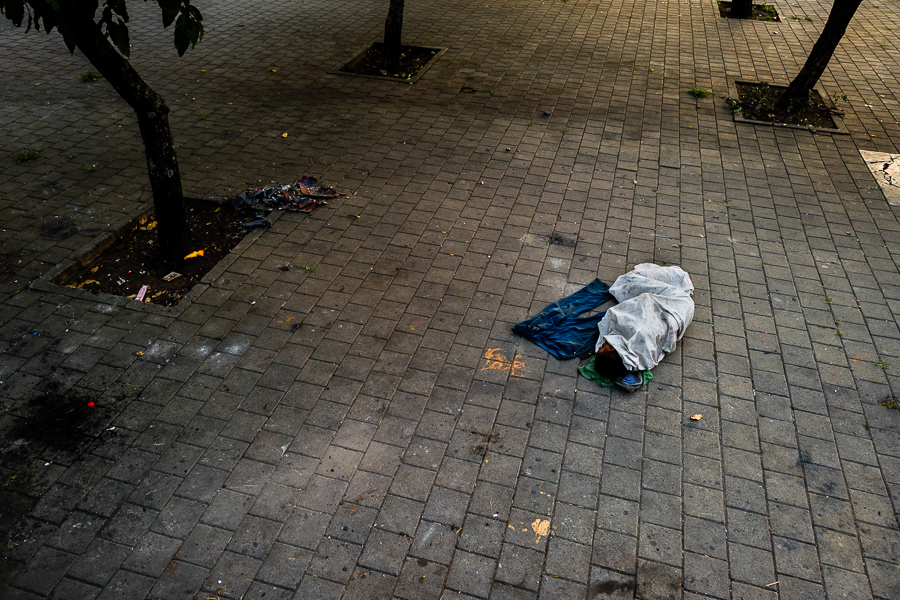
[756,4,779,20]
[739,82,779,115]
[76,70,103,82]
[14,148,42,161]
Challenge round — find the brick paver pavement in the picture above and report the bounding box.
[2,0,899,598]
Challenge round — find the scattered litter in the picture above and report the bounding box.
[243,218,272,228]
[70,279,99,289]
[691,414,702,421]
[162,272,182,281]
[135,285,148,302]
[229,176,346,216]
[281,443,290,456]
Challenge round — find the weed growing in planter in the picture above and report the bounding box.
[76,70,103,82]
[756,4,779,20]
[14,148,41,161]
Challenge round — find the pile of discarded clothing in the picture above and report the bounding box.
[513,263,694,392]
[229,176,345,215]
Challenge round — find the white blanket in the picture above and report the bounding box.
[596,263,695,371]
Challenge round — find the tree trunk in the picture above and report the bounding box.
[730,0,753,19]
[776,0,863,112]
[64,10,189,260]
[384,0,404,71]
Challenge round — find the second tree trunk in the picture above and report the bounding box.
[384,0,405,71]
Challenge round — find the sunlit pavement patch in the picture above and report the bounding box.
[860,150,900,205]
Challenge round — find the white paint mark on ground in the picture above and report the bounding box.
[861,150,900,205]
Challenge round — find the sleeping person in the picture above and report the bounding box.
[585,263,695,391]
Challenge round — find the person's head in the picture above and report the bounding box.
[594,341,627,379]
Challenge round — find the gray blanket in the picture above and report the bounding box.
[596,263,695,371]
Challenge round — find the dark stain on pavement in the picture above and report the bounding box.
[550,232,576,247]
[470,429,498,457]
[590,578,635,596]
[39,216,79,241]
[9,391,112,454]
[1,390,117,540]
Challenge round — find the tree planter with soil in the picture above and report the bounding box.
[726,81,845,132]
[334,0,444,82]
[49,176,346,307]
[718,1,780,21]
[62,200,252,307]
[336,43,445,82]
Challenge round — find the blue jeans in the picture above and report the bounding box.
[512,279,612,360]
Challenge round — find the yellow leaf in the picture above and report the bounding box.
[184,249,205,260]
[691,414,702,421]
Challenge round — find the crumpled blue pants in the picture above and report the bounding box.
[512,279,613,359]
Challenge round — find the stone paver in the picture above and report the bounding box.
[2,0,900,598]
